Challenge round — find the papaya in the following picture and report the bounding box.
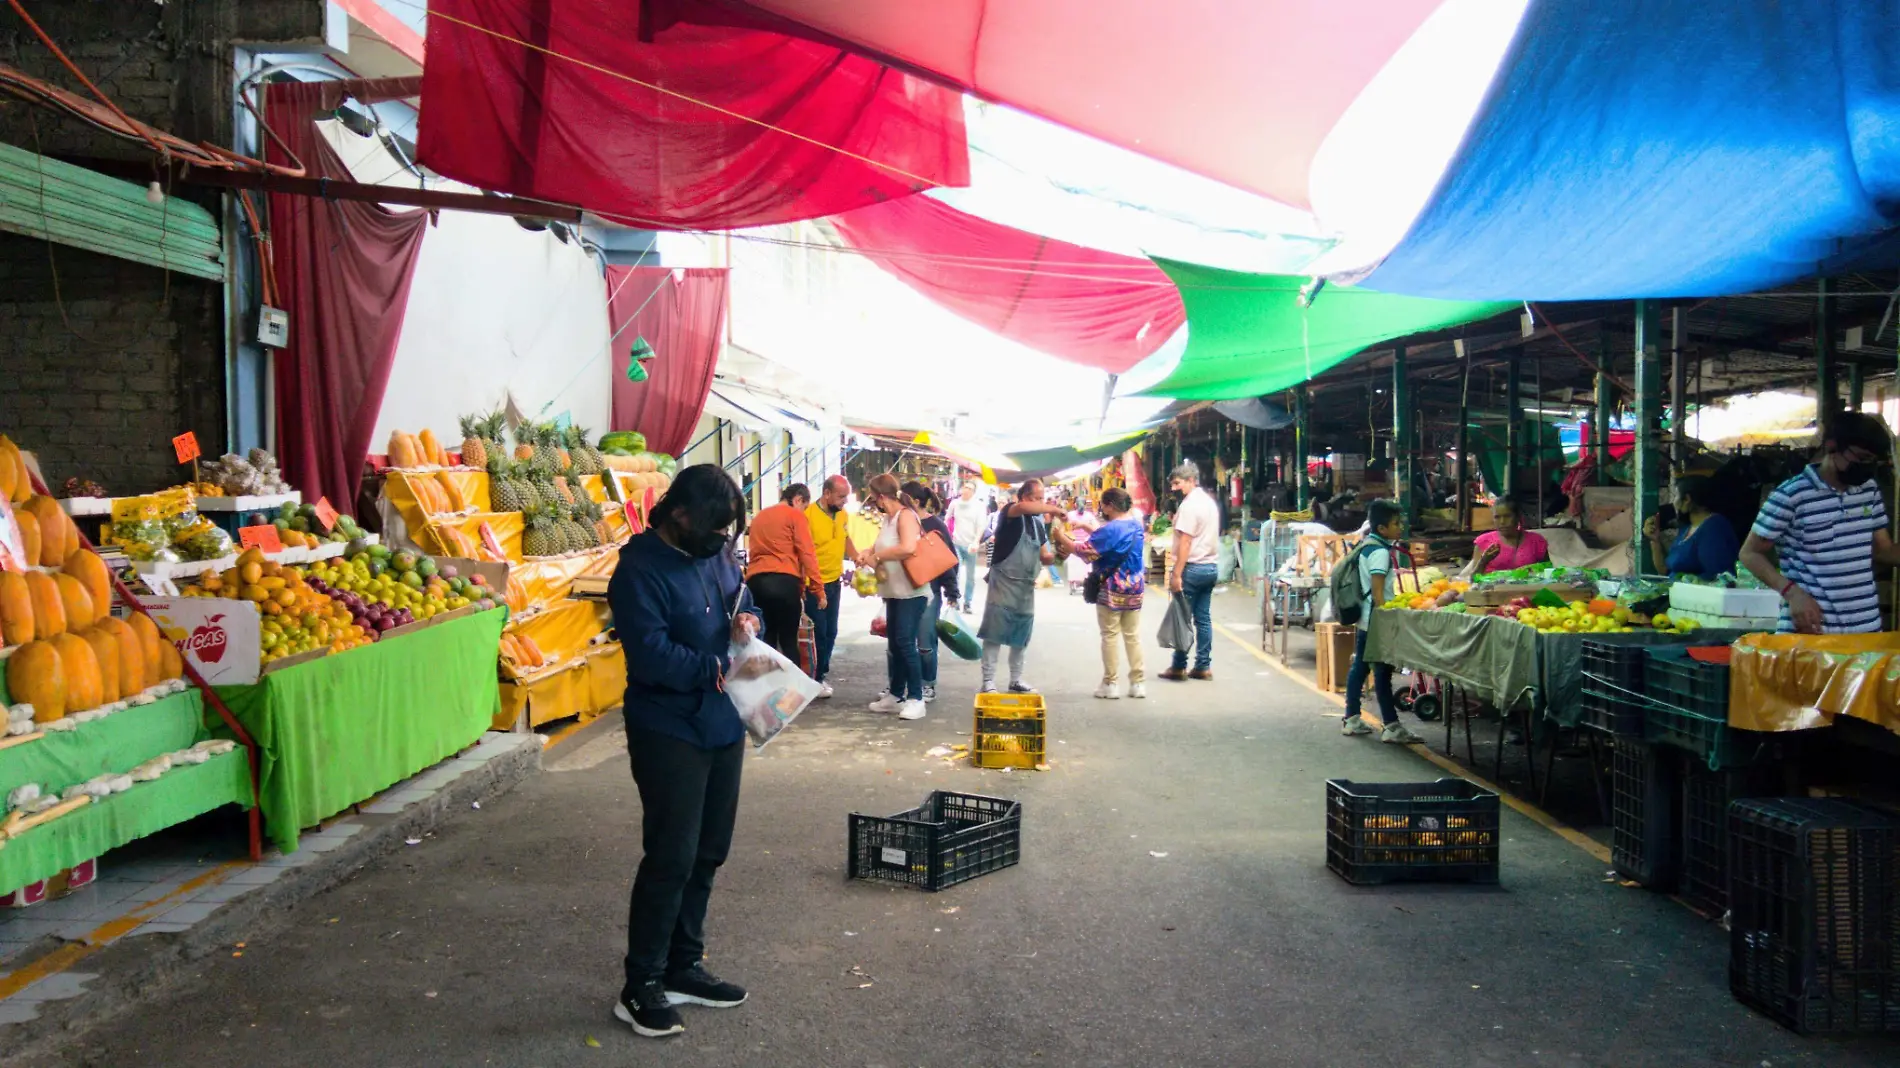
[23,570,64,638]
[0,570,33,646]
[7,639,66,721]
[15,510,39,568]
[128,612,163,676]
[80,624,121,704]
[156,634,184,681]
[23,495,64,565]
[63,549,112,614]
[94,616,145,694]
[52,572,95,630]
[418,428,445,466]
[436,471,468,512]
[49,632,102,712]
[387,430,416,468]
[0,434,16,501]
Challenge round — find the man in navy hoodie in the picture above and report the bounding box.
[607,464,762,1039]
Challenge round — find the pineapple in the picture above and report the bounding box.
[522,506,560,557]
[458,414,489,469]
[565,426,599,476]
[481,411,508,460]
[488,456,526,513]
[565,505,596,549]
[513,420,536,463]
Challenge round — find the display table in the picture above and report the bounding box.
[499,642,625,730]
[0,689,254,894]
[214,608,504,852]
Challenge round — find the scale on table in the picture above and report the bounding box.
[570,575,610,600]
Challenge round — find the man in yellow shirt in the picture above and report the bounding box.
[804,475,852,697]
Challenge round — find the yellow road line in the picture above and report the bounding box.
[540,716,593,751]
[1213,619,1612,865]
[0,863,238,1000]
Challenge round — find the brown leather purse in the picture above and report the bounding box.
[902,529,958,587]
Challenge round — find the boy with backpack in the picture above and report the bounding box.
[1333,499,1423,744]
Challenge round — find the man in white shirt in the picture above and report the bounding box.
[947,480,988,605]
[1159,462,1222,681]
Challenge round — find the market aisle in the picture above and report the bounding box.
[12,587,1880,1068]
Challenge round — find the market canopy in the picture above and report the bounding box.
[828,194,1184,374]
[1138,258,1513,401]
[1003,431,1150,482]
[417,0,968,230]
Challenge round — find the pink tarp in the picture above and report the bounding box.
[828,195,1184,374]
[651,0,1443,210]
[609,267,730,457]
[418,0,969,230]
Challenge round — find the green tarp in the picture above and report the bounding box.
[1004,431,1149,481]
[214,608,504,852]
[0,690,207,798]
[1138,258,1513,400]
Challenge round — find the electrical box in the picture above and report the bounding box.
[257,305,289,348]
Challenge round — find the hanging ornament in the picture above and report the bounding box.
[624,335,656,383]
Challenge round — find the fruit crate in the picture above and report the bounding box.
[1680,764,1779,916]
[1581,639,1648,692]
[1728,798,1900,1033]
[1324,778,1500,886]
[1611,737,1680,890]
[972,692,1046,770]
[1578,685,1645,737]
[1642,647,1762,770]
[847,791,1022,892]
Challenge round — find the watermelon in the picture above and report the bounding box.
[599,431,646,453]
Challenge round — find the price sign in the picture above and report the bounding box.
[238,524,283,552]
[172,431,201,464]
[312,496,340,533]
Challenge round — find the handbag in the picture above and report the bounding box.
[902,529,959,587]
[1082,569,1102,604]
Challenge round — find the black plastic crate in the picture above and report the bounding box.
[1611,737,1680,890]
[1642,647,1762,770]
[1729,798,1900,1034]
[1325,778,1499,886]
[1579,683,1646,737]
[1680,765,1779,916]
[848,791,1022,892]
[1582,640,1648,692]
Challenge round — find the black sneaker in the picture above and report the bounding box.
[614,980,685,1038]
[664,962,748,1008]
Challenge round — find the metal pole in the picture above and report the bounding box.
[1848,363,1865,410]
[1817,277,1838,421]
[1595,337,1615,486]
[1294,387,1310,510]
[1670,305,1688,470]
[1455,341,1472,530]
[1394,345,1415,526]
[1505,346,1523,499]
[1534,354,1545,522]
[1633,300,1664,575]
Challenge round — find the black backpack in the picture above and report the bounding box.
[1328,536,1390,627]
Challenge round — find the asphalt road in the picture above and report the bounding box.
[20,586,1890,1067]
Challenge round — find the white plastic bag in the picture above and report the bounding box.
[725,636,822,749]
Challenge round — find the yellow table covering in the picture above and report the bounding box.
[1729,632,1900,736]
[497,642,625,730]
[507,598,611,660]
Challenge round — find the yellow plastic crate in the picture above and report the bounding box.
[974,692,1046,715]
[972,693,1046,770]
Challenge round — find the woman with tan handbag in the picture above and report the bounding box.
[856,473,931,720]
[901,481,961,703]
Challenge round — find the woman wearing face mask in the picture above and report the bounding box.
[606,464,762,1040]
[1643,474,1740,579]
[901,481,960,704]
[856,473,930,720]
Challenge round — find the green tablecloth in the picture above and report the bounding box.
[214,608,504,853]
[0,750,250,894]
[0,690,207,798]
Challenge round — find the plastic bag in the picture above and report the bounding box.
[1157,593,1194,650]
[936,609,982,661]
[725,636,822,749]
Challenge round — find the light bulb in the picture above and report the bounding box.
[145,181,165,205]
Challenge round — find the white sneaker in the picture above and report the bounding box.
[1128,684,1147,699]
[868,694,902,713]
[897,700,927,720]
[1093,683,1121,700]
[816,682,834,700]
[1341,715,1374,736]
[1380,722,1423,745]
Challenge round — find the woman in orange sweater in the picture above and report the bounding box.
[745,484,822,664]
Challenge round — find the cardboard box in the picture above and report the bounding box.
[138,597,262,685]
[1314,621,1359,693]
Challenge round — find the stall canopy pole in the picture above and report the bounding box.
[1294,387,1310,510]
[1455,340,1472,530]
[1816,277,1838,422]
[1632,299,1664,576]
[1238,424,1251,533]
[1394,345,1415,527]
[1504,346,1523,499]
[1595,336,1614,486]
[1670,305,1687,470]
[1534,353,1545,521]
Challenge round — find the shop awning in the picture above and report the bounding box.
[705,381,833,447]
[1003,431,1150,482]
[1139,258,1512,401]
[0,142,221,280]
[417,0,968,230]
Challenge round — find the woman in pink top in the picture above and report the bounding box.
[1462,497,1550,577]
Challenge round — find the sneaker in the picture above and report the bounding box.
[868,694,902,713]
[1157,667,1187,682]
[1380,722,1423,745]
[922,686,937,703]
[1341,715,1374,736]
[1007,681,1037,694]
[897,700,927,720]
[614,981,685,1038]
[979,682,997,694]
[1188,668,1213,681]
[1128,683,1147,699]
[816,682,834,700]
[664,963,747,1008]
[1093,683,1121,700]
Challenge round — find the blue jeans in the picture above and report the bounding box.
[1344,627,1396,725]
[955,545,979,604]
[804,580,840,682]
[1169,562,1218,672]
[884,596,927,701]
[918,591,943,686]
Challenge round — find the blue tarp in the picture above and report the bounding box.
[1364,0,1900,300]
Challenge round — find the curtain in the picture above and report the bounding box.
[828,195,1184,374]
[266,82,430,515]
[417,0,967,230]
[608,267,730,457]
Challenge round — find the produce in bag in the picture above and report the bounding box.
[724,635,821,748]
[935,609,982,660]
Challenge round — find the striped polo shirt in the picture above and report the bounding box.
[1749,465,1889,633]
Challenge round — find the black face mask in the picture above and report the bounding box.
[1839,459,1878,486]
[682,528,730,559]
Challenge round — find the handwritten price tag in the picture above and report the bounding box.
[172,432,201,464]
[238,524,283,552]
[313,497,340,533]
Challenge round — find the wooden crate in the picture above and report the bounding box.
[1314,622,1359,693]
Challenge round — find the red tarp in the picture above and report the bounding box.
[609,266,730,457]
[266,82,430,518]
[417,0,969,230]
[651,0,1442,211]
[827,195,1184,374]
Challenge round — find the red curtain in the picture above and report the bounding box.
[266,82,430,514]
[609,267,730,457]
[828,195,1185,374]
[417,0,968,230]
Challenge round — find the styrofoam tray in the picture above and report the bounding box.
[1669,583,1780,618]
[56,496,115,516]
[194,492,302,512]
